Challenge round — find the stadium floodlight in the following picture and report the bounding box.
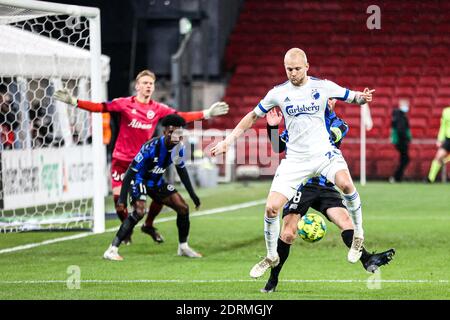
[0,0,109,233]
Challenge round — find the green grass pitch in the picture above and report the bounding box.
[0,181,449,300]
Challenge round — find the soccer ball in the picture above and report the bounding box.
[297,213,327,243]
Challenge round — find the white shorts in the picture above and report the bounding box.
[270,149,349,201]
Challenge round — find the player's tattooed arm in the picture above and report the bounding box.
[352,88,375,105]
[352,94,367,105]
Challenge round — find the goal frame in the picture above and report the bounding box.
[0,0,105,233]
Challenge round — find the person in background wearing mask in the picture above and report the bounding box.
[390,99,412,183]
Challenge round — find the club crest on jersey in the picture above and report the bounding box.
[311,89,320,100]
[147,110,155,119]
[135,153,144,163]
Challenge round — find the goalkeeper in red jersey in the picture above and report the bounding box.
[54,70,229,243]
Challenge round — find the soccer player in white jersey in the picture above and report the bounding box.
[211,48,374,279]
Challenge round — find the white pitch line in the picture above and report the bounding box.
[0,199,266,255]
[0,279,448,284]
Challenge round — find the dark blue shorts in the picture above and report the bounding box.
[131,182,177,204]
[282,183,346,221]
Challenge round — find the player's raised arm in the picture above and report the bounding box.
[212,86,277,156]
[202,101,229,119]
[210,110,259,156]
[177,101,230,122]
[352,88,375,105]
[325,79,375,106]
[53,89,107,112]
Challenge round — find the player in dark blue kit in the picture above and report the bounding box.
[262,99,395,293]
[103,114,202,260]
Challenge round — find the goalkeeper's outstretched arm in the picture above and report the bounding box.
[176,101,230,122]
[53,89,230,121]
[53,89,107,112]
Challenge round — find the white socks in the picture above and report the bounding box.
[343,191,364,238]
[179,242,189,250]
[264,215,280,259]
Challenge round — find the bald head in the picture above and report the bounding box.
[284,48,308,64]
[284,48,309,86]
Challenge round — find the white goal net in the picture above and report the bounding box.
[0,0,108,233]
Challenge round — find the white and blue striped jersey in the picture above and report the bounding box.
[253,76,356,158]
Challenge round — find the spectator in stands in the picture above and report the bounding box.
[29,101,56,148]
[427,106,450,183]
[0,84,19,150]
[390,99,412,183]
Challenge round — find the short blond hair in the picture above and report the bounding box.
[284,48,308,64]
[135,69,156,82]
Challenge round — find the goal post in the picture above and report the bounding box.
[0,0,108,233]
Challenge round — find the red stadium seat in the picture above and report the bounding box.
[411,107,431,120]
[424,67,442,76]
[411,127,427,139]
[402,66,422,76]
[416,86,437,97]
[374,96,393,108]
[413,96,433,107]
[375,86,394,97]
[409,118,428,128]
[375,161,397,178]
[235,65,254,75]
[370,106,389,117]
[398,76,417,87]
[377,76,397,86]
[430,45,448,56]
[440,77,450,86]
[395,86,415,98]
[383,65,402,76]
[434,98,450,109]
[223,0,448,180]
[419,76,439,86]
[409,46,429,56]
[384,148,402,160]
[384,56,404,66]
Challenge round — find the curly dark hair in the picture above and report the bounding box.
[161,114,186,127]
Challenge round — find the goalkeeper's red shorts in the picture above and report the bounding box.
[111,158,131,190]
